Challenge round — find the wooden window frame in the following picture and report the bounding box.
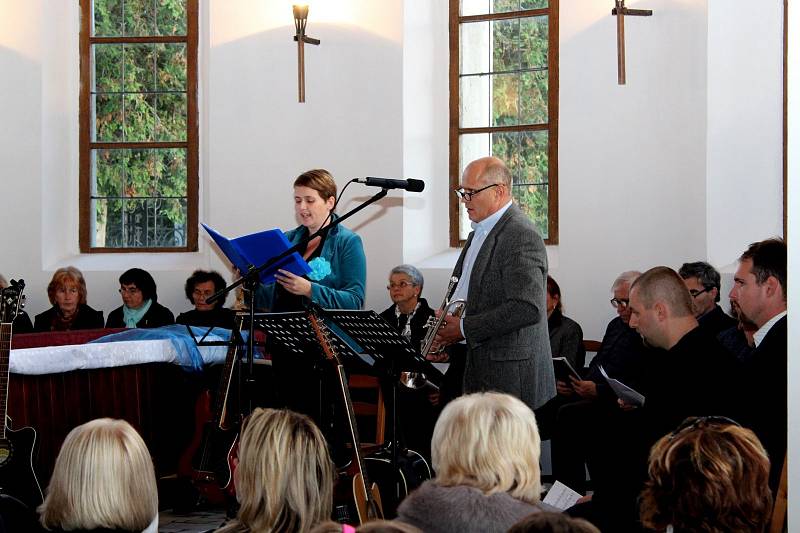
[79,0,199,253]
[449,1,559,247]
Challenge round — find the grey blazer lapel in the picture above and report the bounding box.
[453,231,475,279]
[467,207,514,296]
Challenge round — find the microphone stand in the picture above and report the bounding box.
[206,188,389,416]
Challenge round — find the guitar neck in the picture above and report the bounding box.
[334,363,373,498]
[210,321,243,429]
[0,323,11,440]
[309,314,377,514]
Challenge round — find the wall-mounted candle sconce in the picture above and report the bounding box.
[293,4,321,103]
[612,0,652,85]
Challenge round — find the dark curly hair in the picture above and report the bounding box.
[184,270,227,309]
[640,417,772,533]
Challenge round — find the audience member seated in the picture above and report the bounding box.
[640,416,772,533]
[546,275,585,370]
[550,271,649,493]
[33,267,104,332]
[717,299,757,361]
[379,264,435,350]
[728,237,787,491]
[508,512,600,533]
[0,273,33,333]
[106,268,174,329]
[396,392,547,533]
[176,270,236,330]
[216,408,335,533]
[37,418,159,533]
[378,264,437,458]
[678,261,736,335]
[311,520,422,533]
[568,266,741,531]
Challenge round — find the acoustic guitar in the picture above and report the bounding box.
[0,280,43,510]
[309,312,383,524]
[177,321,242,504]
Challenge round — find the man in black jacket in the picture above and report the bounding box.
[729,238,787,491]
[678,261,736,335]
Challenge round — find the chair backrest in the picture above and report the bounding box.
[348,374,386,446]
[582,340,602,368]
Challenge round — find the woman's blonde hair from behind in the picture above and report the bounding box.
[218,408,335,533]
[38,418,158,531]
[431,391,542,504]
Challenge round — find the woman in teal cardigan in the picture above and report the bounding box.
[255,169,366,311]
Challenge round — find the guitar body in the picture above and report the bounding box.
[0,281,43,512]
[178,392,240,505]
[352,473,382,525]
[177,323,243,506]
[0,424,43,511]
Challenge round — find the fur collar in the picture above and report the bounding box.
[396,480,543,533]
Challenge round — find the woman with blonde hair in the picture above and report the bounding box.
[639,416,772,533]
[38,418,158,532]
[33,267,104,332]
[396,392,546,533]
[217,408,335,533]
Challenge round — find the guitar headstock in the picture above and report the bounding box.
[1,279,26,325]
[308,313,342,365]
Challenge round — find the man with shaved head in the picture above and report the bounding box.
[431,156,556,412]
[569,267,741,531]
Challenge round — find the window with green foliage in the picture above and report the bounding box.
[450,0,558,245]
[79,0,198,252]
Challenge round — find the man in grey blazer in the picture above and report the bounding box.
[433,156,556,411]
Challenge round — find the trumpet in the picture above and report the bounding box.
[400,277,466,390]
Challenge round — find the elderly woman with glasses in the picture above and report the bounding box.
[176,270,236,330]
[379,264,435,349]
[33,267,104,332]
[105,268,174,329]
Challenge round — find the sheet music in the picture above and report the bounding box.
[599,365,645,407]
[543,481,582,511]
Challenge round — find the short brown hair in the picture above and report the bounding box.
[508,512,600,533]
[740,237,787,297]
[640,417,772,533]
[630,266,693,318]
[47,267,88,306]
[294,169,337,202]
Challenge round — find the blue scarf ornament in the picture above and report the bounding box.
[307,257,332,281]
[122,299,152,328]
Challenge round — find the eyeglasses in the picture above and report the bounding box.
[610,298,629,309]
[193,289,215,297]
[387,281,414,290]
[689,287,711,298]
[669,415,741,440]
[119,287,141,295]
[453,183,502,201]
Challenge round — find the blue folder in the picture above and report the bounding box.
[202,223,311,284]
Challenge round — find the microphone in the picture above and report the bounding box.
[355,177,425,192]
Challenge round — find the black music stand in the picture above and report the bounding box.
[253,307,440,461]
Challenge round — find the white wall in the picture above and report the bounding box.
[787,0,797,524]
[1,0,405,318]
[706,0,784,269]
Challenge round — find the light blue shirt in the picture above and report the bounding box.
[451,200,513,337]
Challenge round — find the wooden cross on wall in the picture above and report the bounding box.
[612,0,653,85]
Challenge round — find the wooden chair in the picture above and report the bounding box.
[769,453,788,533]
[582,339,602,368]
[348,374,386,446]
